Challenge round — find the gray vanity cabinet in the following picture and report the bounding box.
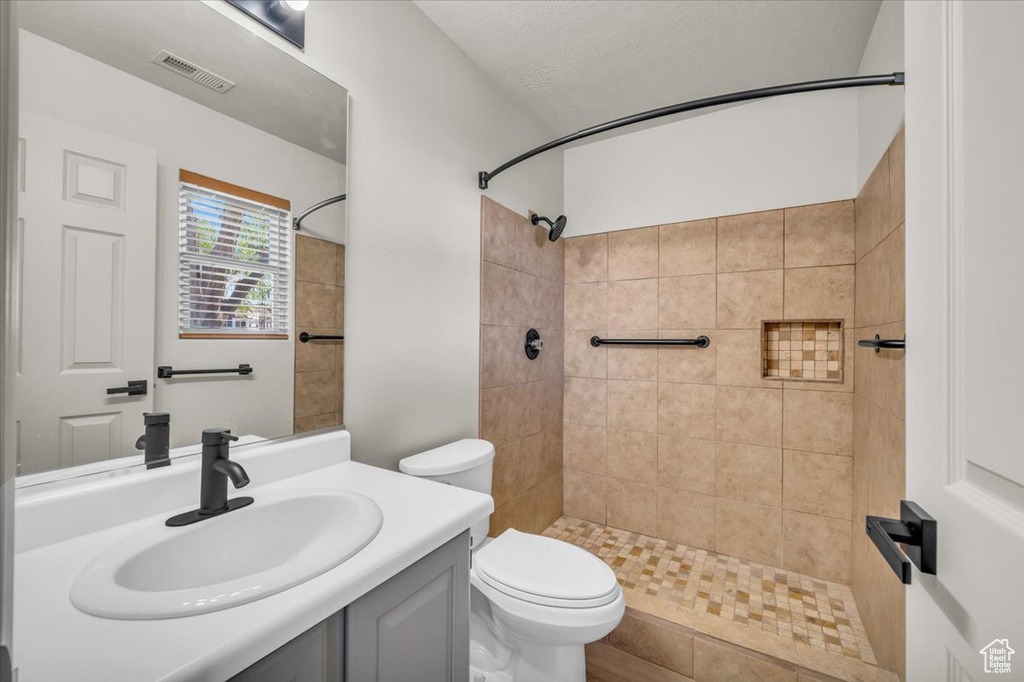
[345,532,470,682]
[229,613,344,682]
[228,531,469,682]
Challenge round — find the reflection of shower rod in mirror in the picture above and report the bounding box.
[293,194,347,231]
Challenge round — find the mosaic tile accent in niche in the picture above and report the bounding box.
[762,320,844,382]
[544,517,877,665]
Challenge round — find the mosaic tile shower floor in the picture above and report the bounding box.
[543,516,877,666]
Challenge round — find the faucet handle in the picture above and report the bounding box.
[202,427,240,446]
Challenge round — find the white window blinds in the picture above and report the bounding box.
[178,172,291,337]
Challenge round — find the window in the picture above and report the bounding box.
[178,170,290,338]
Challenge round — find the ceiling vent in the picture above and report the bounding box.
[151,50,235,94]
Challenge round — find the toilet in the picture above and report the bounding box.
[399,439,625,682]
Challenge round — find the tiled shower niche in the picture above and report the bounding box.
[762,320,844,382]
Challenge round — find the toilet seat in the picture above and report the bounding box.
[474,530,619,609]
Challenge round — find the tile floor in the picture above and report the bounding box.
[544,516,877,665]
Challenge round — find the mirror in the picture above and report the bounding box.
[13,0,348,482]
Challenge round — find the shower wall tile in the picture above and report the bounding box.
[889,128,906,230]
[492,441,525,508]
[565,328,607,378]
[715,386,782,448]
[480,324,523,389]
[657,382,717,440]
[716,209,784,273]
[854,320,905,420]
[517,220,551,279]
[607,379,658,433]
[607,429,658,484]
[480,197,563,537]
[782,510,851,583]
[714,329,766,388]
[564,376,607,427]
[657,435,716,495]
[782,449,853,520]
[782,389,853,457]
[520,431,545,491]
[783,265,855,324]
[608,279,659,329]
[607,330,659,381]
[294,235,345,432]
[851,130,906,680]
[715,498,783,566]
[608,226,659,280]
[716,270,784,329]
[565,282,608,330]
[536,472,564,531]
[659,219,717,276]
[564,422,607,475]
[608,478,659,536]
[659,275,717,328]
[783,201,855,268]
[714,441,783,507]
[658,329,716,384]
[855,224,905,329]
[481,261,517,326]
[560,196,864,590]
[658,488,716,551]
[565,233,608,282]
[481,195,519,268]
[855,151,892,262]
[564,468,607,524]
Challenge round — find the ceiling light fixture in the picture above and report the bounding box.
[281,0,309,11]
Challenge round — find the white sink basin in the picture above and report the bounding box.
[70,489,383,620]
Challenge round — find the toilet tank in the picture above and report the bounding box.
[399,439,495,549]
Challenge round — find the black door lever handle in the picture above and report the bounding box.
[106,380,148,396]
[866,500,937,584]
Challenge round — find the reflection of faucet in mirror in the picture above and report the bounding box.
[135,412,171,470]
[166,428,253,527]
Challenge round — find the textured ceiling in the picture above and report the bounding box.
[413,0,882,135]
[19,0,348,164]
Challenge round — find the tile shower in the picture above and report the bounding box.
[478,128,905,682]
[294,234,346,432]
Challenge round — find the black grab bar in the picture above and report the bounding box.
[157,364,253,378]
[299,332,344,343]
[858,334,906,353]
[590,335,710,348]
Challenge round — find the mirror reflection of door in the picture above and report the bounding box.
[14,2,348,479]
[15,113,157,474]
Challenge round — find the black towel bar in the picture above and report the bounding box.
[590,335,710,348]
[157,364,253,378]
[299,332,344,343]
[858,334,906,353]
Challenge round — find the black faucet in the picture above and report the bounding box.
[135,412,171,469]
[166,427,254,527]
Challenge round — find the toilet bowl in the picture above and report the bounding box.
[399,440,625,682]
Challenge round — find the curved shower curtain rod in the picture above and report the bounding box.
[293,193,346,231]
[478,72,905,190]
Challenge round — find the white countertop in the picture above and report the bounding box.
[12,430,493,681]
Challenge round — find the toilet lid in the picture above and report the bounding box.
[474,530,619,608]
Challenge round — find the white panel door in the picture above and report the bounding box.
[905,2,1024,681]
[15,112,157,474]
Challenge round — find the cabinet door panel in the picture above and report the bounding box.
[346,532,470,682]
[230,612,343,682]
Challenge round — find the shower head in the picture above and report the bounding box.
[531,214,567,242]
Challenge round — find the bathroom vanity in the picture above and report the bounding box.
[13,430,490,681]
[232,533,468,682]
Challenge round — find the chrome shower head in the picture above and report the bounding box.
[531,214,567,242]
